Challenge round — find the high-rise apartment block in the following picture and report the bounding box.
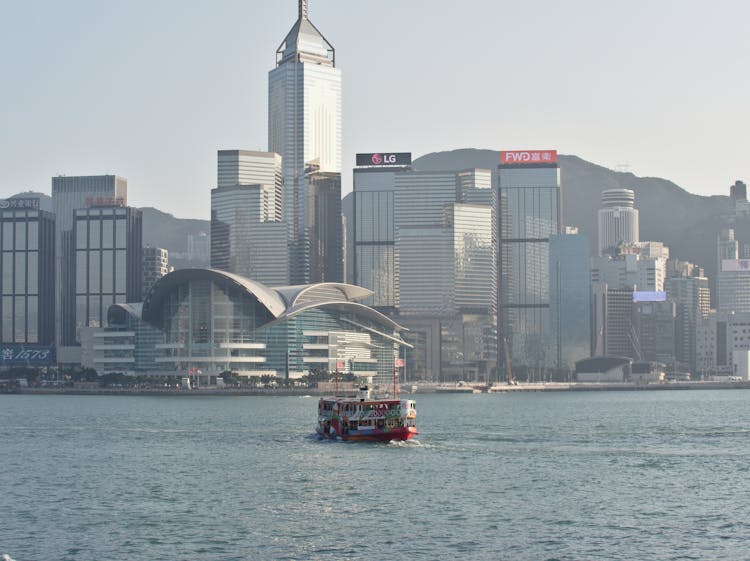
[597,188,639,256]
[142,246,170,298]
[269,0,341,284]
[498,150,561,371]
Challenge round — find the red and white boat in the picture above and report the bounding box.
[316,385,417,442]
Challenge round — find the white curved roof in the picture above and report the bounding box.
[141,270,389,333]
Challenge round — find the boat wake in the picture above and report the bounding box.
[388,438,425,448]
[2,554,17,561]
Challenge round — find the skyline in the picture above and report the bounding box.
[1,0,749,219]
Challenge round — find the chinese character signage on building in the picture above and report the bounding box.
[0,344,56,366]
[356,152,412,167]
[499,150,558,165]
[84,196,126,207]
[0,198,40,210]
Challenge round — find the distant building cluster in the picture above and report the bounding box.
[1,1,749,384]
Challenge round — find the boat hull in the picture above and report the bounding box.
[317,426,418,442]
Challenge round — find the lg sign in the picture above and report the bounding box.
[500,150,557,165]
[356,152,412,167]
[371,153,397,165]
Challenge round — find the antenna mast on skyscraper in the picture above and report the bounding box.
[299,0,308,19]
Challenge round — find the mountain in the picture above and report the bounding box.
[140,207,210,268]
[413,148,737,284]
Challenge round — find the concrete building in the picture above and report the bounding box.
[665,274,710,372]
[717,259,750,314]
[597,188,639,256]
[591,252,667,293]
[269,0,341,284]
[142,247,171,298]
[632,294,676,365]
[498,150,561,371]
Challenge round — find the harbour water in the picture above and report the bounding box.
[2,390,749,560]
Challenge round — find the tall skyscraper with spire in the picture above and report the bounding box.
[269,0,342,284]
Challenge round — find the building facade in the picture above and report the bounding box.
[268,0,341,284]
[597,188,639,256]
[72,206,142,344]
[52,175,127,347]
[137,269,408,385]
[142,247,170,298]
[498,150,561,371]
[549,228,591,372]
[0,196,56,346]
[211,151,289,285]
[352,153,412,309]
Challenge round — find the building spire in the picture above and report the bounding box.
[299,0,308,20]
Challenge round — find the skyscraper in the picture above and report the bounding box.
[269,0,342,284]
[0,195,55,346]
[72,206,142,343]
[597,188,639,256]
[498,150,561,371]
[210,150,289,285]
[352,152,412,309]
[52,175,127,348]
[549,228,590,372]
[393,168,496,381]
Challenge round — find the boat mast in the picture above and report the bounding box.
[393,350,399,399]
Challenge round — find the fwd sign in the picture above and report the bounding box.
[500,150,557,165]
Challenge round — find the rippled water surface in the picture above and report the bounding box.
[2,390,750,560]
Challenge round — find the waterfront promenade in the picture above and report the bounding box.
[6,380,749,396]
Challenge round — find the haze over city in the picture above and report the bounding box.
[1,0,749,218]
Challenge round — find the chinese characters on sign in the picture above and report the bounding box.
[0,198,40,210]
[84,197,126,207]
[499,150,558,165]
[0,344,56,366]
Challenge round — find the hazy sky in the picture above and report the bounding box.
[1,0,748,219]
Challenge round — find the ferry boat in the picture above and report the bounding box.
[317,385,417,442]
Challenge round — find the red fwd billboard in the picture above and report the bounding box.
[500,150,557,165]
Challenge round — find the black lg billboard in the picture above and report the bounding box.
[356,152,412,167]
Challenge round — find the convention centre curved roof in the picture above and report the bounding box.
[140,268,401,333]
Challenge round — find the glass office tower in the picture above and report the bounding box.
[73,206,142,343]
[353,155,412,309]
[268,0,341,284]
[52,175,127,346]
[498,151,561,372]
[0,196,55,345]
[549,229,590,372]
